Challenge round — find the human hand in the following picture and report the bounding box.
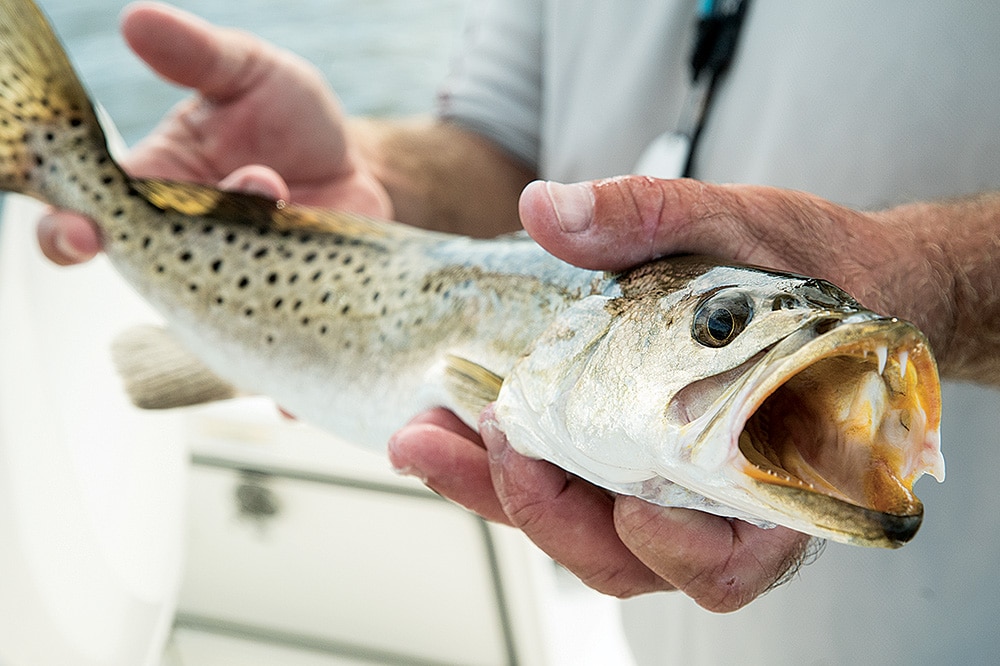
[389,407,811,612]
[38,1,391,265]
[518,177,954,356]
[390,175,958,612]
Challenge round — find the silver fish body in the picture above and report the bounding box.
[0,0,943,547]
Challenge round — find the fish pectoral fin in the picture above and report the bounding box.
[443,355,505,418]
[111,325,240,409]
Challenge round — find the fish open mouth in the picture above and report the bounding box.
[676,316,944,547]
[735,318,942,546]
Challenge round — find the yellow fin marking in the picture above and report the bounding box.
[130,177,423,240]
[443,355,505,417]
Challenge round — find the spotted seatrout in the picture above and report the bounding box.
[0,0,943,547]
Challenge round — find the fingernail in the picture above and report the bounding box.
[479,416,507,463]
[53,226,92,264]
[545,181,594,233]
[386,436,429,483]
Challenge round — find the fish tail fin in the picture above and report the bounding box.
[0,0,125,213]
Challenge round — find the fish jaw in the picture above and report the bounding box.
[682,312,943,547]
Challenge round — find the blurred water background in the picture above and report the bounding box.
[37,0,465,146]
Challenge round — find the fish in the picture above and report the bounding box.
[0,0,944,548]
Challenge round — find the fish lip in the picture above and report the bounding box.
[745,482,924,548]
[699,312,943,547]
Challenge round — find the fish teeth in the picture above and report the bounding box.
[898,350,909,379]
[875,344,888,375]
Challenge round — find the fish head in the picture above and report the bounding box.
[497,257,943,547]
[686,304,943,548]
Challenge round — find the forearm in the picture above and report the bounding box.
[348,116,536,237]
[882,192,1000,384]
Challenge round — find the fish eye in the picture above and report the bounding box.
[692,290,754,347]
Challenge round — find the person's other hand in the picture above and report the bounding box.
[389,406,811,613]
[390,175,955,612]
[38,1,390,265]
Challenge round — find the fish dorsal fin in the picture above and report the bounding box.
[111,325,239,409]
[443,355,505,419]
[130,177,428,240]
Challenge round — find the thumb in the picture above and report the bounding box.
[518,176,869,276]
[121,2,286,102]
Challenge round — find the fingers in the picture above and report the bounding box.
[36,212,101,265]
[479,409,673,598]
[388,408,510,524]
[614,496,812,612]
[392,406,812,607]
[218,164,290,201]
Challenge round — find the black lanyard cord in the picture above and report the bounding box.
[682,0,751,178]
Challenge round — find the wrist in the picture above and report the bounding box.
[878,194,1000,383]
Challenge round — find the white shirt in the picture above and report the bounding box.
[440,2,1000,664]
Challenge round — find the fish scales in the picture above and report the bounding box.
[0,0,945,547]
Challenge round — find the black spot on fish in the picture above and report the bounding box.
[225,232,237,244]
[171,223,184,236]
[142,236,152,250]
[273,298,283,309]
[303,252,317,263]
[311,270,322,282]
[188,283,198,292]
[319,325,328,335]
[238,276,250,289]
[179,251,192,263]
[211,259,223,273]
[244,308,254,317]
[253,247,268,259]
[341,305,350,315]
[267,272,278,284]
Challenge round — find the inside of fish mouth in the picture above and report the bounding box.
[737,346,923,514]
